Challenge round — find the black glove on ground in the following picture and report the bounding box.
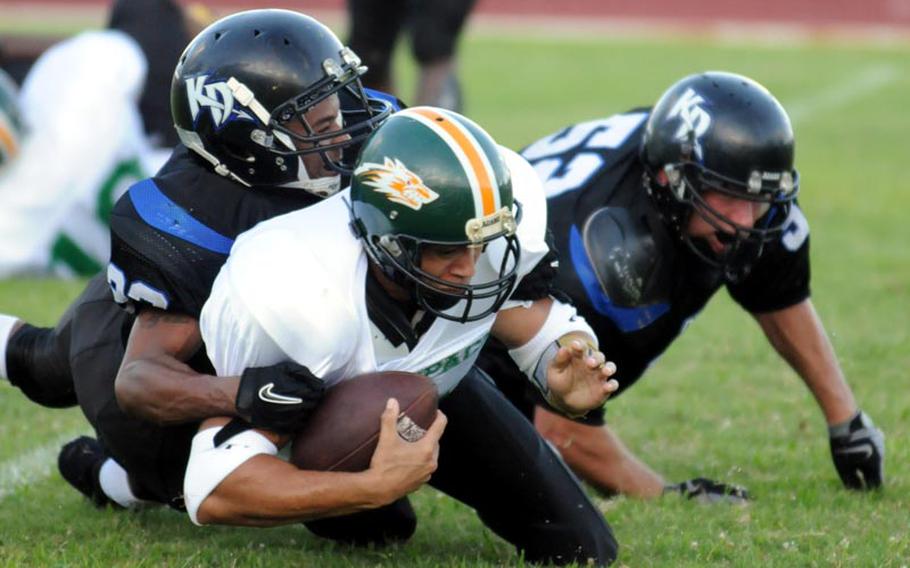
[829,410,885,490]
[665,477,751,504]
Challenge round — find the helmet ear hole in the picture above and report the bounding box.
[220,138,256,164]
[378,235,404,258]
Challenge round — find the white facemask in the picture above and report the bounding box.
[273,129,343,198]
[280,156,342,197]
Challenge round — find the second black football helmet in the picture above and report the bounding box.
[640,71,799,280]
[171,9,392,196]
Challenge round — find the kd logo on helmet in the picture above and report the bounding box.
[355,157,440,211]
[185,75,252,128]
[667,87,712,160]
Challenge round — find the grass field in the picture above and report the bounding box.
[1,23,909,566]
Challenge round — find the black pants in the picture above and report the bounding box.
[7,273,127,410]
[306,367,618,566]
[67,275,195,505]
[347,0,476,86]
[8,273,193,505]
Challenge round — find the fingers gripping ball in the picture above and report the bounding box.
[291,371,438,472]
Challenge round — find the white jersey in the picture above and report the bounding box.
[201,148,548,396]
[0,30,169,278]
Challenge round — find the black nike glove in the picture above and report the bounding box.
[236,362,325,433]
[829,410,885,490]
[664,478,750,504]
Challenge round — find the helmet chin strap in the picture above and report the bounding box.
[279,156,342,197]
[273,130,343,198]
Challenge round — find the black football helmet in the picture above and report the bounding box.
[640,71,799,281]
[171,9,392,197]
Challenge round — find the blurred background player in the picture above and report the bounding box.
[0,69,23,172]
[480,71,885,500]
[346,0,475,111]
[0,0,210,278]
[106,0,213,150]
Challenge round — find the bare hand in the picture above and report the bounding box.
[368,398,447,505]
[546,339,618,416]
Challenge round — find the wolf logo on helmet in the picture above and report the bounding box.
[355,157,440,210]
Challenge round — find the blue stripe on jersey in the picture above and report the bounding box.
[363,88,402,111]
[128,179,234,254]
[568,224,669,333]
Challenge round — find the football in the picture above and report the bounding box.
[290,371,438,472]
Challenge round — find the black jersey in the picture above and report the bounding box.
[106,87,406,318]
[66,147,314,504]
[481,110,811,420]
[107,144,321,317]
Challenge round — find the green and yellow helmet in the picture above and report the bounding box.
[349,106,520,322]
[0,69,24,172]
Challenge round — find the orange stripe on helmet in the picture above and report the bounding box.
[410,107,496,216]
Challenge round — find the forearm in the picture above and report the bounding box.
[198,455,385,527]
[115,356,239,425]
[756,300,857,425]
[535,406,664,498]
[191,408,436,527]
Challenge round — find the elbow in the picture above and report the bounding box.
[114,363,165,424]
[114,366,142,417]
[193,491,277,528]
[194,495,227,526]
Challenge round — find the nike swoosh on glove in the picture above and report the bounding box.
[829,410,885,490]
[236,361,325,433]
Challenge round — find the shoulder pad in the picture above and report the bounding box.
[502,146,548,267]
[482,147,549,287]
[581,206,676,307]
[223,205,363,374]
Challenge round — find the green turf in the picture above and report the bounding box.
[1,28,908,566]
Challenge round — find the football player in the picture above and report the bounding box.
[347,0,474,111]
[190,107,619,565]
[478,71,885,500]
[0,28,164,278]
[0,0,209,279]
[0,10,394,509]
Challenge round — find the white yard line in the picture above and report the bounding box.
[0,429,89,500]
[785,64,900,124]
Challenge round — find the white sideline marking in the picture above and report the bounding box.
[785,64,899,125]
[0,430,89,500]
